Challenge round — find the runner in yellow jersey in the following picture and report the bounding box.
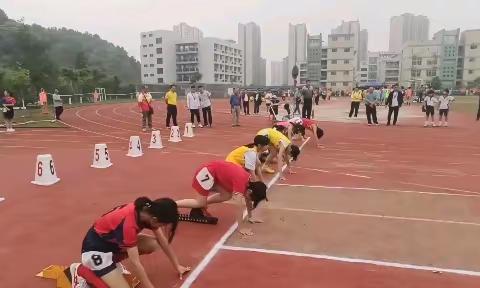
[256,128,300,180]
[226,135,270,182]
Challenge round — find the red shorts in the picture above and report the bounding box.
[192,179,210,196]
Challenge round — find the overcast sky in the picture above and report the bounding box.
[1,0,479,82]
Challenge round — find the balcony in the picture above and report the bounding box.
[177,58,198,63]
[176,68,199,74]
[176,49,198,54]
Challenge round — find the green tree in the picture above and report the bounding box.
[431,76,442,90]
[3,67,31,100]
[190,72,202,84]
[75,51,88,69]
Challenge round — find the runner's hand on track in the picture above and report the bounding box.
[177,265,191,280]
[248,217,264,224]
[239,228,254,236]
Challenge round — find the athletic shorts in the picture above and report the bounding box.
[81,227,123,277]
[439,109,449,117]
[426,106,435,116]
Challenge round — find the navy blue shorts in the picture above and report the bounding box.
[81,227,122,277]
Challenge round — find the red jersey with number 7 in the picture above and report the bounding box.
[192,161,250,196]
[93,203,142,250]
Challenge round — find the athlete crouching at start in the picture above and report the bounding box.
[76,197,190,288]
[274,117,324,148]
[176,160,267,236]
[256,128,301,180]
[226,135,270,182]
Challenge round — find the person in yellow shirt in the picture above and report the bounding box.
[256,128,300,180]
[349,87,363,118]
[226,135,270,182]
[165,85,178,128]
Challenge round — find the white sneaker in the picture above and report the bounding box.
[69,263,90,288]
[142,128,147,132]
[424,122,428,127]
[198,124,203,128]
[7,128,15,132]
[192,124,196,128]
[444,122,448,127]
[432,123,436,127]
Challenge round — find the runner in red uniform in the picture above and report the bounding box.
[176,161,267,236]
[80,197,190,288]
[274,117,324,148]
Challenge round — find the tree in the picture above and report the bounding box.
[190,72,202,84]
[2,67,31,101]
[430,76,442,90]
[75,51,88,69]
[291,65,299,87]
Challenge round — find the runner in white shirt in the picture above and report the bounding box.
[186,86,202,128]
[423,89,438,127]
[437,89,455,127]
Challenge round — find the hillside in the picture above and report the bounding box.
[0,8,140,100]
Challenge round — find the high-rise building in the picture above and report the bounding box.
[457,30,480,87]
[238,22,263,86]
[288,23,308,85]
[389,13,429,52]
[307,34,323,86]
[282,57,289,85]
[173,23,203,42]
[326,33,356,91]
[332,20,361,68]
[259,57,266,86]
[367,51,401,86]
[271,61,284,86]
[140,24,243,85]
[359,29,368,62]
[400,29,459,89]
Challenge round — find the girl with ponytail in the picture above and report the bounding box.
[79,197,190,288]
[226,135,270,182]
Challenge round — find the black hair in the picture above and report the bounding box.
[273,125,287,134]
[190,85,196,89]
[290,145,300,161]
[170,84,176,88]
[316,127,324,139]
[134,197,179,243]
[444,88,450,94]
[292,124,305,136]
[427,89,435,95]
[248,181,267,208]
[198,85,204,88]
[244,135,270,148]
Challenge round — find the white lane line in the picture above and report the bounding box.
[59,120,129,141]
[341,173,371,179]
[264,206,480,226]
[275,184,480,198]
[400,181,480,196]
[219,245,480,277]
[180,137,311,288]
[75,109,138,133]
[96,106,141,127]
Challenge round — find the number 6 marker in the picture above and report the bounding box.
[31,154,60,186]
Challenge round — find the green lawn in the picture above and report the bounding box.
[452,96,479,115]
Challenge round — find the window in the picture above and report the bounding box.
[143,64,147,67]
[157,78,164,84]
[149,64,154,67]
[148,33,153,37]
[332,48,337,52]
[471,43,478,49]
[330,71,336,75]
[157,58,163,64]
[149,74,154,76]
[469,58,475,62]
[344,60,350,64]
[469,70,474,74]
[343,82,349,86]
[344,48,351,52]
[156,37,162,44]
[142,45,147,48]
[149,54,153,57]
[331,60,337,64]
[344,71,349,75]
[149,44,153,47]
[156,48,163,54]
[142,34,146,38]
[412,57,422,66]
[361,68,367,71]
[331,36,338,41]
[426,69,436,77]
[331,82,337,86]
[143,54,147,58]
[411,69,421,77]
[157,68,163,74]
[361,74,367,77]
[143,74,148,77]
[345,35,351,40]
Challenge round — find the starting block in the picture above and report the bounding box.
[37,263,140,288]
[178,214,218,225]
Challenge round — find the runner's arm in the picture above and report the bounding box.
[153,228,183,274]
[127,246,155,288]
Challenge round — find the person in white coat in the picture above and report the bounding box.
[186,86,202,128]
[199,86,212,127]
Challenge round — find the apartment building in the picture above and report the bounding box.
[457,30,480,87]
[325,33,356,91]
[307,34,323,86]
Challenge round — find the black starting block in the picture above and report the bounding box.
[178,208,218,225]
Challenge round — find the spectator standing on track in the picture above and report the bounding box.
[199,85,213,127]
[348,87,363,118]
[39,88,48,114]
[293,87,302,116]
[423,89,438,127]
[314,88,320,105]
[301,80,314,119]
[253,89,262,114]
[186,86,202,128]
[405,86,413,106]
[476,89,480,121]
[1,89,16,132]
[264,90,273,117]
[386,84,404,126]
[242,89,250,115]
[52,89,63,121]
[438,89,455,127]
[165,85,178,128]
[138,87,154,132]
[230,88,242,127]
[364,87,379,126]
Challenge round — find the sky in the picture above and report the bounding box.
[1,0,479,83]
